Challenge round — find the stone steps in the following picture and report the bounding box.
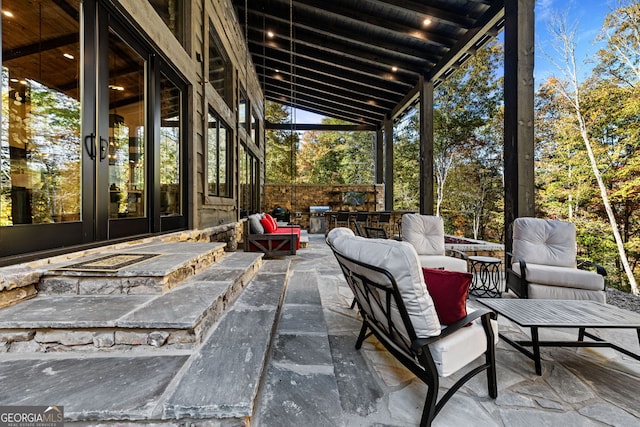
[38,241,228,295]
[0,251,263,352]
[0,258,292,425]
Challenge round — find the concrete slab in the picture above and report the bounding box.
[0,355,188,421]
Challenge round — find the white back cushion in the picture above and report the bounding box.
[327,227,355,246]
[512,218,576,268]
[402,214,445,256]
[331,231,441,339]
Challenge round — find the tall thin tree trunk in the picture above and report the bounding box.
[551,17,639,295]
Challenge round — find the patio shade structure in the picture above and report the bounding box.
[232,0,535,247]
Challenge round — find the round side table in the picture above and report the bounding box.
[468,256,502,298]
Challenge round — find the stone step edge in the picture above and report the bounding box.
[160,260,291,421]
[0,254,265,353]
[37,243,229,296]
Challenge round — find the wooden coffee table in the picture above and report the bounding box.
[477,298,640,375]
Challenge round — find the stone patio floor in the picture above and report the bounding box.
[0,234,638,426]
[268,234,640,426]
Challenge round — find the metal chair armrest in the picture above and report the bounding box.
[446,249,468,261]
[577,259,607,276]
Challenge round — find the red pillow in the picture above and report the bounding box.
[422,268,472,325]
[265,213,278,231]
[260,215,277,233]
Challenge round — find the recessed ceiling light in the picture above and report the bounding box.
[275,69,280,73]
[3,10,14,18]
[391,66,398,72]
[423,17,432,26]
[109,85,124,91]
[267,31,275,38]
[63,53,74,60]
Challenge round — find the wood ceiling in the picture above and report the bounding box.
[232,0,505,127]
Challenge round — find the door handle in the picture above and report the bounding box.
[84,133,96,160]
[99,137,108,161]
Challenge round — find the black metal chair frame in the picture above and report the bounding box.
[351,218,366,237]
[364,226,388,239]
[328,240,497,427]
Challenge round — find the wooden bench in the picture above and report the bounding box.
[243,219,300,257]
[327,228,497,427]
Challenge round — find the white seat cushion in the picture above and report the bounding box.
[528,284,606,303]
[429,309,499,377]
[418,255,468,272]
[512,262,604,291]
[330,229,441,339]
[402,214,445,256]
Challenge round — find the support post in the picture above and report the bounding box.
[419,77,434,215]
[375,128,384,185]
[384,117,393,211]
[504,0,535,254]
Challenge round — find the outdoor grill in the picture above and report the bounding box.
[309,206,330,234]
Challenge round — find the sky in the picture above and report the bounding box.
[294,0,614,125]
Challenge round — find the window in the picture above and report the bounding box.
[1,0,81,226]
[239,144,258,215]
[250,109,258,144]
[208,110,231,197]
[160,73,182,216]
[239,87,248,130]
[148,0,185,46]
[209,21,232,107]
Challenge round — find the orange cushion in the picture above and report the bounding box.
[422,268,472,325]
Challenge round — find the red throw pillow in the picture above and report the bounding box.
[260,215,277,233]
[422,268,472,325]
[265,213,278,231]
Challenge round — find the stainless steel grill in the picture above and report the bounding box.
[309,206,330,234]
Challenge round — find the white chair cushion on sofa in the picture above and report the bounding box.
[402,213,445,256]
[430,309,499,377]
[418,255,468,272]
[330,229,441,339]
[511,262,604,291]
[512,218,577,268]
[528,284,606,303]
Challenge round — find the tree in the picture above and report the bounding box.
[546,13,639,295]
[433,41,503,216]
[265,101,299,184]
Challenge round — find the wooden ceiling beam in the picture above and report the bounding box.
[257,65,395,112]
[249,45,410,96]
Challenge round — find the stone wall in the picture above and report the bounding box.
[263,184,384,230]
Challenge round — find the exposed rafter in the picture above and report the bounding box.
[232,0,505,125]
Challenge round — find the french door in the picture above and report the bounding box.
[90,4,151,240]
[0,0,186,258]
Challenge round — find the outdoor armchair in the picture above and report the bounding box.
[327,228,497,427]
[506,217,607,302]
[401,214,468,272]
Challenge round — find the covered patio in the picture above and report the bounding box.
[234,0,534,248]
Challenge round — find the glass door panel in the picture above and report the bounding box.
[1,0,81,226]
[107,29,146,220]
[160,74,181,217]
